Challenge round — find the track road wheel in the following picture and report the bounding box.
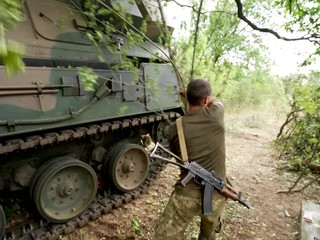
[106,143,150,192]
[0,205,5,239]
[152,120,170,146]
[31,157,97,223]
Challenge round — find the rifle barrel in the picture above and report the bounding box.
[238,199,250,209]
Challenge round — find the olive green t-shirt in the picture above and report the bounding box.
[168,102,226,198]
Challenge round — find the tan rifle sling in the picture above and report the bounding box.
[176,117,189,162]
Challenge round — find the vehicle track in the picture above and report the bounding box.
[1,111,181,240]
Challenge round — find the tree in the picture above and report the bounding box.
[235,0,320,64]
[230,0,320,190]
[276,72,320,192]
[0,0,25,76]
[168,0,284,109]
[173,0,270,77]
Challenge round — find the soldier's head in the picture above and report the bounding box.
[186,79,212,106]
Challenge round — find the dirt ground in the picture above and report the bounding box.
[65,111,320,240]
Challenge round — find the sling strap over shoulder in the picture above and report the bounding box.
[176,117,188,162]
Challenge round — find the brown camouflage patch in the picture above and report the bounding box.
[154,191,226,240]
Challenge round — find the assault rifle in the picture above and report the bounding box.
[150,142,250,215]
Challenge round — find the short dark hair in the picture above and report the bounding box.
[186,79,212,105]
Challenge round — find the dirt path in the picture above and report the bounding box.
[223,113,300,240]
[65,111,320,240]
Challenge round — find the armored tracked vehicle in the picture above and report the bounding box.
[0,0,183,238]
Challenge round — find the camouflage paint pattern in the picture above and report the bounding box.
[154,191,226,240]
[0,1,183,238]
[0,0,182,137]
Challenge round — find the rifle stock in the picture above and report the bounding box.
[220,184,250,209]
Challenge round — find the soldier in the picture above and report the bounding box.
[154,79,227,240]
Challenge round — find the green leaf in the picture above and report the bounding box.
[2,51,25,77]
[0,36,7,56]
[1,40,25,76]
[130,217,141,236]
[77,66,98,92]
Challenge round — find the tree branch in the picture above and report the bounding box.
[190,0,204,80]
[157,0,186,105]
[276,108,303,138]
[234,0,320,45]
[165,0,194,10]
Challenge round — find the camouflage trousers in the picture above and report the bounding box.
[153,191,226,240]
